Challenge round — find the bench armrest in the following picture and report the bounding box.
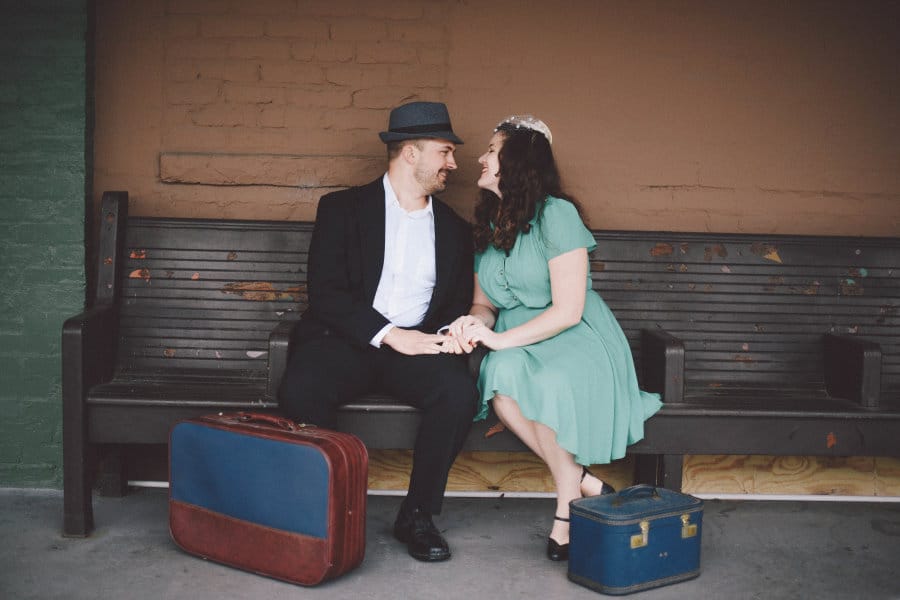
[824,333,882,409]
[62,304,119,401]
[267,320,298,400]
[641,328,684,403]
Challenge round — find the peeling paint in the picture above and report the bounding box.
[246,351,267,358]
[103,257,113,265]
[164,349,176,357]
[650,243,674,257]
[750,242,782,263]
[590,261,606,272]
[849,267,869,278]
[129,268,151,281]
[802,281,821,295]
[222,281,305,302]
[733,354,753,362]
[679,243,689,255]
[839,278,864,296]
[826,432,837,449]
[191,272,200,280]
[721,265,731,273]
[703,244,727,262]
[130,250,147,259]
[227,251,238,261]
[679,264,688,273]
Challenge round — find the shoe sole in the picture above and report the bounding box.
[409,548,451,562]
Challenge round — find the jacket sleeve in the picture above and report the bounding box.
[305,193,390,347]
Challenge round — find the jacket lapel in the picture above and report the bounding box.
[356,178,386,303]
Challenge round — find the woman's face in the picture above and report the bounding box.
[477,132,504,196]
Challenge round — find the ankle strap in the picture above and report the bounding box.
[554,515,570,522]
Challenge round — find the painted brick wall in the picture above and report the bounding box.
[94,0,900,235]
[95,0,454,220]
[0,1,89,487]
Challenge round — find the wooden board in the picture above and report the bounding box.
[367,451,900,497]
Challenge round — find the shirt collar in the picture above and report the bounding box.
[383,173,433,218]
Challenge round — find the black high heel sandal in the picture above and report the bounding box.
[582,466,616,496]
[547,516,570,561]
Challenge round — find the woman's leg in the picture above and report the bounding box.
[492,394,546,460]
[493,393,611,499]
[493,394,610,544]
[532,421,582,544]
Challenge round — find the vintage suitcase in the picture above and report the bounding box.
[568,484,703,595]
[169,412,368,586]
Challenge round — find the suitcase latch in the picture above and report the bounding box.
[630,520,650,549]
[681,513,698,538]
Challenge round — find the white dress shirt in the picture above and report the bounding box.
[370,174,437,347]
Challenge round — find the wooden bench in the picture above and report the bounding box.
[62,191,900,536]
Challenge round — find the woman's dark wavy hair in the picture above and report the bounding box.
[473,123,583,253]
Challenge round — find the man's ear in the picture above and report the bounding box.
[401,141,419,165]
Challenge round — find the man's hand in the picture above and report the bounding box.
[382,327,447,356]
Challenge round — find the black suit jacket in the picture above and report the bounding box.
[295,176,474,349]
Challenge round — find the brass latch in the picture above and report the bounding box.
[630,520,650,549]
[681,513,698,538]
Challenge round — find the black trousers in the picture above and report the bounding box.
[278,334,478,515]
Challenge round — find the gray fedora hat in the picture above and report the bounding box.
[379,101,463,144]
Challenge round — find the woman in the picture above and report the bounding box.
[446,115,662,561]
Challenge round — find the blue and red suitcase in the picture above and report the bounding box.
[568,484,703,595]
[168,412,368,586]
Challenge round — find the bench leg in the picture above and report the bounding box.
[63,435,94,537]
[96,445,128,497]
[634,454,684,491]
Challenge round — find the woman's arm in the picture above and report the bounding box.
[467,247,588,350]
[443,274,498,353]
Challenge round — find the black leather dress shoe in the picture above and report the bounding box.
[393,507,451,562]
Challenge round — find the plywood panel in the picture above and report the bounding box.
[367,450,632,494]
[370,451,900,498]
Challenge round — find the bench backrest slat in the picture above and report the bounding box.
[115,217,312,376]
[109,219,899,398]
[590,231,900,396]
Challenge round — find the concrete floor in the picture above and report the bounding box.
[1,488,899,600]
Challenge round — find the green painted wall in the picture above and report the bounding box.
[0,1,90,487]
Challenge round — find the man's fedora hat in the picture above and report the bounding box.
[379,101,463,144]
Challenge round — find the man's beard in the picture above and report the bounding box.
[415,166,450,195]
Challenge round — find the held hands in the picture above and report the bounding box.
[441,315,502,354]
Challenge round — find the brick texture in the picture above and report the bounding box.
[0,1,88,488]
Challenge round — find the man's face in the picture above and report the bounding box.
[412,139,458,195]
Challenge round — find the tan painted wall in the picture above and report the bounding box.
[94,0,900,234]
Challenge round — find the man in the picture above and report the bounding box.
[279,101,477,562]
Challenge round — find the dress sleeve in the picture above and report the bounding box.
[537,197,597,260]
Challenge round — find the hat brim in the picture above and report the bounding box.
[379,130,464,144]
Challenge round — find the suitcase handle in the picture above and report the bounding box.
[615,484,660,503]
[235,412,302,431]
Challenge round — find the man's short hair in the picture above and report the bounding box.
[386,138,424,160]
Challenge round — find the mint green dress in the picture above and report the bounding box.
[475,196,662,465]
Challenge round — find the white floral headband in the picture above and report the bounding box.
[495,114,553,145]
